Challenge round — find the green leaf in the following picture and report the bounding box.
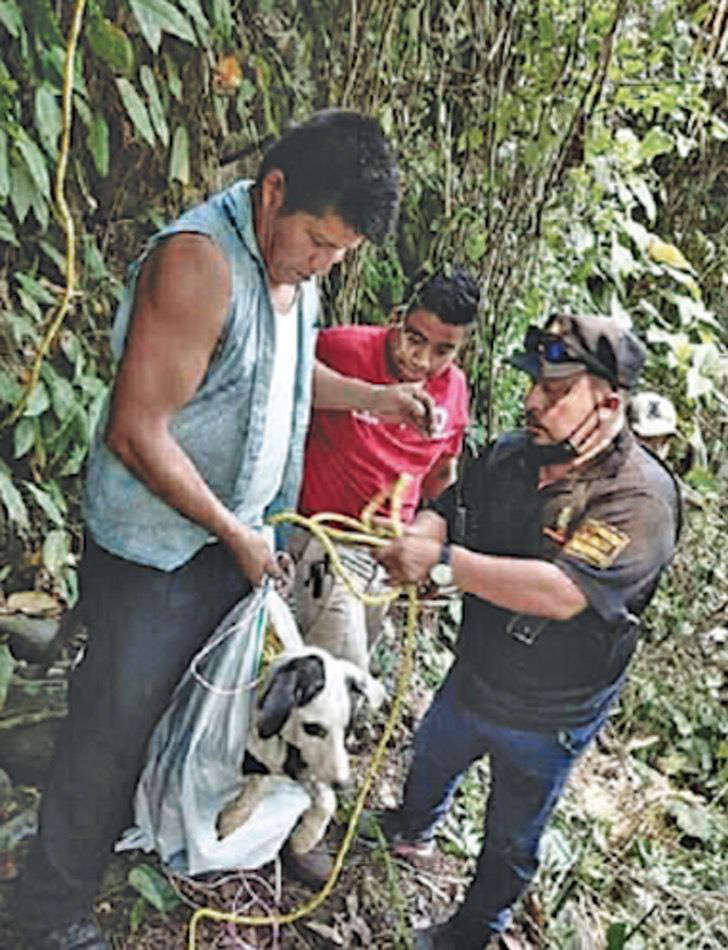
[128,864,181,914]
[26,0,63,47]
[23,381,51,418]
[0,129,10,197]
[16,272,57,305]
[0,367,22,405]
[610,235,636,278]
[176,0,210,34]
[16,131,51,198]
[34,85,63,156]
[17,289,42,323]
[606,921,628,950]
[129,0,197,53]
[9,161,37,224]
[163,52,183,101]
[115,78,156,147]
[638,127,673,163]
[13,417,35,459]
[44,368,77,422]
[627,175,656,223]
[209,0,233,40]
[73,92,92,128]
[0,644,15,713]
[58,438,88,477]
[140,66,169,148]
[23,480,64,526]
[86,114,109,177]
[129,896,146,934]
[668,800,713,842]
[169,125,190,185]
[0,462,29,531]
[465,231,486,263]
[42,529,70,578]
[60,564,79,607]
[39,238,67,276]
[0,211,18,246]
[0,0,22,38]
[85,15,135,76]
[82,233,110,281]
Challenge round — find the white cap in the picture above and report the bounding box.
[629,391,677,438]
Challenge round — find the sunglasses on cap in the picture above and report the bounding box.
[523,324,616,384]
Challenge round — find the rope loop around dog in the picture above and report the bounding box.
[187,474,421,949]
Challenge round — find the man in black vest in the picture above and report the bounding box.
[374,314,681,949]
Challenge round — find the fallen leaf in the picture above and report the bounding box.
[647,236,694,272]
[304,920,344,945]
[5,591,61,616]
[214,54,242,94]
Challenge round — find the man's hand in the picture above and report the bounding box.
[375,535,441,584]
[370,382,435,436]
[222,523,282,587]
[313,362,435,435]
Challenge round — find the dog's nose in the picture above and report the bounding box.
[331,779,351,792]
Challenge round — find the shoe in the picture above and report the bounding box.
[413,922,457,949]
[20,915,110,949]
[280,840,333,889]
[359,809,436,862]
[414,920,493,949]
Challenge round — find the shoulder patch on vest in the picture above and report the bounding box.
[563,518,630,568]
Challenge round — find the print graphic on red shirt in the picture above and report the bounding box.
[300,326,469,523]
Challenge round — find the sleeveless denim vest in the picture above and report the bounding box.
[84,181,318,570]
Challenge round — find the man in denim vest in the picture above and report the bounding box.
[373,314,680,949]
[17,110,411,950]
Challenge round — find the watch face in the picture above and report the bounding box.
[429,561,454,586]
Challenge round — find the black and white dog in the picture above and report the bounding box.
[217,646,384,857]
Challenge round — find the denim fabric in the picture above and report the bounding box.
[84,181,318,570]
[17,538,251,927]
[397,661,611,943]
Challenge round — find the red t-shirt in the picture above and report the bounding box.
[299,326,469,523]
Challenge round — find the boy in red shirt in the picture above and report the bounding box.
[291,270,480,670]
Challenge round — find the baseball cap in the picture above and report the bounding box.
[509,313,645,389]
[628,391,677,437]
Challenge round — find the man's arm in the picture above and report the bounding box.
[376,535,587,620]
[312,360,434,434]
[105,233,279,586]
[420,454,458,500]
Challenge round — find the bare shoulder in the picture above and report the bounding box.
[138,232,230,315]
[113,233,233,416]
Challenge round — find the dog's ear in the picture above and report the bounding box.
[342,662,386,712]
[290,654,326,707]
[257,655,326,738]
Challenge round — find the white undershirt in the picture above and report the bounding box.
[244,302,298,524]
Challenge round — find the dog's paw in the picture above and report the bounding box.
[216,782,264,840]
[216,801,243,840]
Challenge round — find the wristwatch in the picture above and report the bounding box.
[429,542,454,587]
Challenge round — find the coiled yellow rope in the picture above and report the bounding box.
[187,476,419,949]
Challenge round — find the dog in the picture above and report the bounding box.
[216,646,385,857]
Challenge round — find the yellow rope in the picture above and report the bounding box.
[2,0,87,430]
[188,476,420,949]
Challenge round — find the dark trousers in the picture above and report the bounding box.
[18,538,251,927]
[397,661,611,948]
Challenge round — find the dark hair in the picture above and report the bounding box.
[405,269,481,326]
[256,109,400,245]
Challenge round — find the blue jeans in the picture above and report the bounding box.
[397,661,611,947]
